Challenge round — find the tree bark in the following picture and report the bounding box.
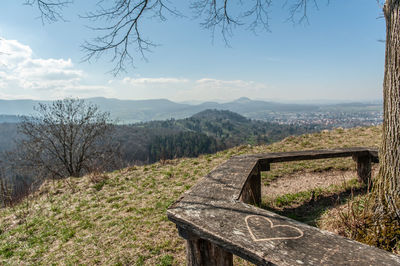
[374,0,400,219]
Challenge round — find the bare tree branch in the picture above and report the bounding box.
[23,0,327,74]
[191,0,323,45]
[24,0,72,23]
[80,0,180,76]
[191,0,243,45]
[14,99,120,179]
[284,0,315,25]
[243,0,272,34]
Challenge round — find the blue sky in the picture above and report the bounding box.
[0,0,386,102]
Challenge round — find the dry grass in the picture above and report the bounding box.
[0,126,382,265]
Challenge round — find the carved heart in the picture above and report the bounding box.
[245,215,304,241]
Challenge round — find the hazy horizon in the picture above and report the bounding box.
[0,96,383,106]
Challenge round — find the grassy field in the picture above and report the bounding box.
[0,126,382,265]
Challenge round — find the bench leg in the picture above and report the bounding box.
[186,233,233,266]
[355,155,372,185]
[241,164,261,206]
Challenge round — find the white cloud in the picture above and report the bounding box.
[122,77,189,85]
[0,38,32,66]
[0,37,88,99]
[0,37,274,102]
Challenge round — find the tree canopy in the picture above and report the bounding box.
[14,99,118,179]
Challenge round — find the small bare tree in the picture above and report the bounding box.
[15,99,119,179]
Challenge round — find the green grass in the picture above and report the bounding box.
[263,178,366,226]
[0,126,382,264]
[272,179,362,207]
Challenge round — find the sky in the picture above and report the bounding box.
[0,0,386,103]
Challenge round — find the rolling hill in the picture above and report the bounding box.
[0,126,383,265]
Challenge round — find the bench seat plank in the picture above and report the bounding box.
[169,191,400,265]
[247,147,378,164]
[167,148,399,265]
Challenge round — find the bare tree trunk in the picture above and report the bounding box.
[373,0,400,219]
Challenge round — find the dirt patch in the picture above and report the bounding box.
[263,169,373,200]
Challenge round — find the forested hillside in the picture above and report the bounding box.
[109,109,320,163]
[0,123,20,153]
[0,109,319,164]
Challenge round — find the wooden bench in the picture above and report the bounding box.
[167,147,400,265]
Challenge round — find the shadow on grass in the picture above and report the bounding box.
[260,186,369,227]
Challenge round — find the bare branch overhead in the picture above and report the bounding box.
[284,0,319,24]
[80,0,183,75]
[24,0,326,74]
[24,0,72,23]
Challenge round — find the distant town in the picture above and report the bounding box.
[258,110,382,128]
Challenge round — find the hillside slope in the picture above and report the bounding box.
[0,126,381,265]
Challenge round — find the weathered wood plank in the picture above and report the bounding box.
[369,149,380,163]
[354,155,372,184]
[169,199,400,265]
[167,148,400,265]
[179,156,258,202]
[240,163,261,206]
[184,231,233,266]
[251,147,378,167]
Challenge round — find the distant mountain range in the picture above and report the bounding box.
[0,115,23,123]
[0,97,382,124]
